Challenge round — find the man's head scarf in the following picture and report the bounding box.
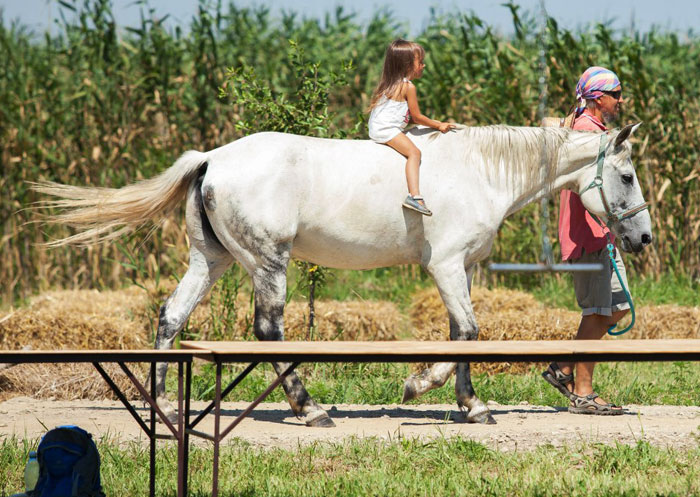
[575,66,621,116]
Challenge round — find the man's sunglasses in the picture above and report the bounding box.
[601,90,622,100]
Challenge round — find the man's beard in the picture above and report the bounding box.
[602,105,621,124]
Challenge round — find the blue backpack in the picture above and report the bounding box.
[30,426,105,497]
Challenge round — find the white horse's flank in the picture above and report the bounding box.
[35,124,652,426]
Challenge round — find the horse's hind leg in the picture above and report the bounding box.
[403,261,495,424]
[154,242,233,420]
[251,243,335,428]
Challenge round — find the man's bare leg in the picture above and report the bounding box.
[558,310,628,405]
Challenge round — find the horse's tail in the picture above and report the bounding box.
[31,150,209,246]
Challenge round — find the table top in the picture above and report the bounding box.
[2,340,698,364]
[0,349,198,363]
[179,339,700,363]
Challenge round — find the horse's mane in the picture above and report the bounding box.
[421,124,597,192]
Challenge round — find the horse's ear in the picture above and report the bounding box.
[614,122,643,148]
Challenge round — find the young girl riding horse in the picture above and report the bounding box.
[368,39,455,216]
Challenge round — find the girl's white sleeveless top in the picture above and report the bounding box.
[368,79,411,143]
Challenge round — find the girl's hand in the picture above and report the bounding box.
[437,122,456,133]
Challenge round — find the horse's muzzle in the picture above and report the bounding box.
[620,232,653,253]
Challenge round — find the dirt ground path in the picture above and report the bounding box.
[1,398,698,451]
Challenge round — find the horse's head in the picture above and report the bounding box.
[577,123,653,253]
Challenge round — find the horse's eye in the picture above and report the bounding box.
[621,174,634,185]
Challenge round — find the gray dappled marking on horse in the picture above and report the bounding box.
[33,123,652,426]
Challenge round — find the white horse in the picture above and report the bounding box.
[34,123,652,426]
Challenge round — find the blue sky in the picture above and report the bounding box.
[2,0,699,36]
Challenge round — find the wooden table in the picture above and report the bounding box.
[179,339,700,496]
[0,349,197,497]
[5,341,700,496]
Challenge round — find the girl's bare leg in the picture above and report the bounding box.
[386,133,423,203]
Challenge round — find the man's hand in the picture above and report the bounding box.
[437,122,456,133]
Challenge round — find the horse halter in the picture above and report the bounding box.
[578,132,650,223]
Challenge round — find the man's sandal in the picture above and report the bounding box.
[541,362,575,400]
[402,195,433,216]
[568,392,624,415]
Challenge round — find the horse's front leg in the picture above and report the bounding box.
[452,265,494,424]
[403,261,495,424]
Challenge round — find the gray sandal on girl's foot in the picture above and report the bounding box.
[568,392,624,415]
[402,195,433,216]
[542,362,575,400]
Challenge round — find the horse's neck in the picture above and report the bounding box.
[505,131,599,216]
[554,132,602,190]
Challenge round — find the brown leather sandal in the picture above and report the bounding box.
[542,362,575,400]
[568,392,624,415]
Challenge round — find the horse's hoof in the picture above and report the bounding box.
[156,397,178,424]
[401,377,419,403]
[467,410,496,425]
[166,411,178,424]
[305,410,335,428]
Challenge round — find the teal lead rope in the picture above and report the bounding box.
[588,207,637,336]
[605,240,635,336]
[578,131,647,336]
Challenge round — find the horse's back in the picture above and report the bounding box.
[205,132,410,208]
[210,131,403,168]
[200,132,428,269]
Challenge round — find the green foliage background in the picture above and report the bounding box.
[2,0,699,305]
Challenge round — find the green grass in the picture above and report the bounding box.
[629,273,700,307]
[181,360,700,407]
[1,437,698,496]
[523,271,700,310]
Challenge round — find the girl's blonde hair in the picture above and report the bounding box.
[368,39,425,112]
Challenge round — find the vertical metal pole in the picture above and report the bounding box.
[537,0,554,268]
[177,361,184,497]
[212,361,222,497]
[183,360,192,497]
[149,362,156,497]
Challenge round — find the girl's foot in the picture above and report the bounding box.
[403,195,432,216]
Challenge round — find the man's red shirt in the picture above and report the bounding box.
[558,109,614,261]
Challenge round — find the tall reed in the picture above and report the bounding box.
[1,0,698,305]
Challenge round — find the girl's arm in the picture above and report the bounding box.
[405,83,455,133]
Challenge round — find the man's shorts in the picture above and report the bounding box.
[572,247,631,316]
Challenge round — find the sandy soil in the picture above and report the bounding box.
[1,398,698,451]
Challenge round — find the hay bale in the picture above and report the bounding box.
[0,287,151,350]
[0,287,153,400]
[410,286,579,374]
[0,286,404,400]
[409,286,700,375]
[3,284,696,399]
[631,305,700,339]
[0,363,139,401]
[186,292,404,342]
[284,300,404,341]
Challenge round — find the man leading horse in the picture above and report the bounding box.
[543,66,641,415]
